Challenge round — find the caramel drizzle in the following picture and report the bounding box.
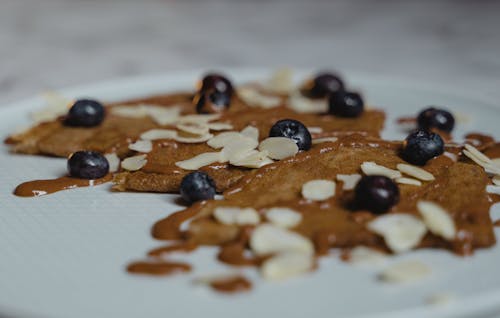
[14,174,112,197]
[127,261,191,276]
[210,276,252,293]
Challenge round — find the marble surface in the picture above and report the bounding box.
[1,0,500,105]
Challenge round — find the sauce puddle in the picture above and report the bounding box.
[14,174,112,197]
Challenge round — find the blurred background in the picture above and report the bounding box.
[1,0,500,104]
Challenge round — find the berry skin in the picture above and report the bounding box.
[195,90,231,114]
[306,73,345,98]
[354,175,400,214]
[180,171,217,204]
[200,73,233,96]
[64,99,105,127]
[417,107,455,133]
[67,151,109,179]
[401,130,444,166]
[269,119,312,151]
[329,91,364,117]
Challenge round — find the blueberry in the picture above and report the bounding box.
[306,72,345,98]
[195,90,231,114]
[200,73,233,96]
[328,91,364,117]
[417,107,455,133]
[269,119,312,151]
[64,99,105,127]
[180,171,216,204]
[354,175,400,214]
[67,151,109,179]
[402,130,444,166]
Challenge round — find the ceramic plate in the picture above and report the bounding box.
[1,69,499,318]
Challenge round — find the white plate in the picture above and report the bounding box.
[1,69,499,318]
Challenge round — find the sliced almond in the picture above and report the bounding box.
[178,113,221,124]
[238,87,281,108]
[207,132,249,149]
[265,207,302,228]
[417,201,456,241]
[128,140,153,153]
[32,92,73,123]
[175,152,222,170]
[258,137,299,160]
[213,207,260,226]
[463,148,500,175]
[145,105,181,125]
[301,179,336,201]
[221,138,259,162]
[443,151,458,162]
[121,154,147,171]
[464,144,492,163]
[110,105,148,118]
[261,251,314,281]
[230,150,274,168]
[336,174,362,191]
[367,214,427,253]
[264,68,294,94]
[176,122,210,135]
[348,246,387,266]
[395,177,422,186]
[287,91,328,113]
[312,137,339,144]
[140,129,177,140]
[493,175,500,186]
[174,133,214,143]
[250,224,314,256]
[104,153,120,173]
[486,185,500,195]
[207,122,233,131]
[397,163,435,181]
[361,161,402,179]
[378,260,431,283]
[307,127,323,134]
[240,125,259,141]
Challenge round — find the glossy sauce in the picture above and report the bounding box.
[14,174,112,197]
[148,241,198,257]
[210,276,252,293]
[127,260,191,276]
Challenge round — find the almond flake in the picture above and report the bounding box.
[265,207,302,228]
[492,158,500,167]
[395,177,422,186]
[486,185,500,195]
[128,140,153,153]
[175,152,222,170]
[230,150,274,168]
[367,214,427,253]
[213,207,260,226]
[493,175,500,186]
[336,174,362,190]
[312,137,339,144]
[238,87,281,108]
[178,114,221,124]
[361,162,402,179]
[140,129,177,140]
[417,201,456,241]
[176,122,210,135]
[264,68,294,94]
[301,179,336,201]
[121,154,147,171]
[145,105,181,125]
[104,153,120,173]
[348,246,387,266]
[464,144,492,163]
[258,137,299,160]
[443,152,458,162]
[174,133,214,143]
[307,126,323,134]
[250,224,314,256]
[261,251,314,281]
[207,132,245,149]
[463,148,500,174]
[378,260,431,283]
[397,163,435,181]
[221,138,259,161]
[32,92,73,123]
[207,122,233,131]
[240,125,259,141]
[287,92,328,113]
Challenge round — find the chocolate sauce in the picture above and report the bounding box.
[210,276,252,293]
[127,260,191,276]
[14,174,112,197]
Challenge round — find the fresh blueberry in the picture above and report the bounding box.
[195,90,231,114]
[402,129,444,166]
[269,119,312,151]
[200,73,233,96]
[417,107,455,133]
[64,99,105,127]
[180,171,217,204]
[306,72,345,98]
[328,91,364,117]
[354,175,400,214]
[67,151,109,179]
